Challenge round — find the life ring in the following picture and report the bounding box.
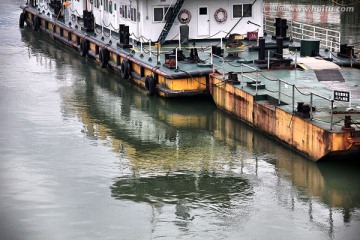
[80,38,88,57]
[32,15,39,31]
[214,8,227,23]
[19,12,25,28]
[121,59,131,79]
[145,75,156,96]
[178,9,191,24]
[99,48,109,68]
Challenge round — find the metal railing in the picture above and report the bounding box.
[264,77,335,130]
[240,64,260,95]
[264,15,341,52]
[211,53,226,79]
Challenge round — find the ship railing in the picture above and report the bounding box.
[263,16,276,36]
[208,58,261,93]
[264,15,341,52]
[240,64,260,95]
[290,21,341,52]
[264,77,335,130]
[211,54,226,79]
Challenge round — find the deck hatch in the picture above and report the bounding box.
[315,69,345,82]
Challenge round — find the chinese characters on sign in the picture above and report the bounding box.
[334,91,350,102]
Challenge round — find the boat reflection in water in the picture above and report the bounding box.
[22,28,360,238]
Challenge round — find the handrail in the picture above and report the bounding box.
[264,15,341,52]
[212,54,226,79]
[263,75,335,130]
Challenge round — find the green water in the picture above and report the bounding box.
[0,1,359,239]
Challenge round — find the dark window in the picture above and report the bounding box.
[132,8,136,21]
[164,7,174,21]
[154,8,163,22]
[109,1,112,14]
[154,6,174,22]
[104,0,108,11]
[94,0,99,8]
[122,5,125,18]
[233,5,242,18]
[243,4,252,17]
[233,4,252,18]
[199,7,207,15]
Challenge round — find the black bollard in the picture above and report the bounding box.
[280,19,288,38]
[275,18,282,37]
[258,37,266,61]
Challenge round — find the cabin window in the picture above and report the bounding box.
[104,0,109,11]
[199,7,207,15]
[114,3,116,11]
[243,4,252,17]
[154,7,163,22]
[132,8,136,22]
[120,4,136,22]
[232,4,252,18]
[94,0,100,8]
[109,1,113,14]
[164,7,173,21]
[153,6,174,23]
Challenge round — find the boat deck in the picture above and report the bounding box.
[245,68,359,132]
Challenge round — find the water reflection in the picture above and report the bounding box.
[20,25,360,238]
[111,173,252,217]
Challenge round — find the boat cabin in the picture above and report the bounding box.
[69,0,263,43]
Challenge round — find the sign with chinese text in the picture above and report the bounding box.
[334,91,350,102]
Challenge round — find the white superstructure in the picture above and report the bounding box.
[69,0,263,42]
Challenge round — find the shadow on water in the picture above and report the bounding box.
[318,161,360,221]
[111,172,252,210]
[20,24,360,228]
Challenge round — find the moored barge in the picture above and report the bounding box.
[19,0,360,161]
[19,0,264,97]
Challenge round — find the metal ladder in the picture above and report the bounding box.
[157,0,186,44]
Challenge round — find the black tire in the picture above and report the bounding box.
[19,12,25,28]
[145,75,156,96]
[80,38,88,57]
[52,25,56,40]
[99,48,109,68]
[32,15,39,31]
[120,59,131,79]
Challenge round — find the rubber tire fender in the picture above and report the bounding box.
[19,12,25,28]
[32,15,39,31]
[120,59,131,79]
[52,25,56,40]
[80,38,88,57]
[99,48,109,68]
[145,75,156,96]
